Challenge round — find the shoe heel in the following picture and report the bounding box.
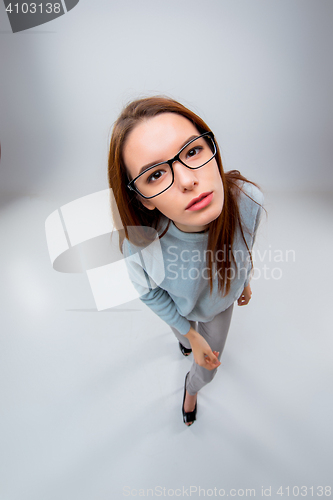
[182,372,197,426]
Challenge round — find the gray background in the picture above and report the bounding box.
[1,1,332,500]
[1,0,332,201]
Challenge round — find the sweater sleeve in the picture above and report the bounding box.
[243,185,265,288]
[139,287,192,335]
[122,237,191,336]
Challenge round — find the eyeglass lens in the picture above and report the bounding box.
[134,135,215,198]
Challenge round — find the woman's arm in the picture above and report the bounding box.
[237,283,252,306]
[140,286,191,335]
[184,326,221,371]
[123,238,192,335]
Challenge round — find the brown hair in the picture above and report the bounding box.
[108,96,262,296]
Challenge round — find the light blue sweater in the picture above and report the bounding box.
[123,181,264,336]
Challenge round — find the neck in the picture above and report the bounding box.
[172,220,209,233]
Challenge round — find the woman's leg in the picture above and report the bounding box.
[186,303,234,395]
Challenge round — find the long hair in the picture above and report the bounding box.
[108,96,262,296]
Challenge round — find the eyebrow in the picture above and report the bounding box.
[137,135,199,176]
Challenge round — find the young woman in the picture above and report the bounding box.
[108,96,264,426]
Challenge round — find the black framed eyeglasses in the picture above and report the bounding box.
[127,131,217,199]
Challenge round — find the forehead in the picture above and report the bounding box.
[123,113,199,175]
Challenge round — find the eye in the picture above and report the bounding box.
[186,146,203,159]
[146,169,165,183]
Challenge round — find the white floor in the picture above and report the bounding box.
[1,190,332,500]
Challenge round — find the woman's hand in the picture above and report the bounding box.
[237,283,252,306]
[183,327,221,371]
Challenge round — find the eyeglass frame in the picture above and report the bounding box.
[126,131,217,199]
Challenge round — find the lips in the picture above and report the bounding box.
[185,192,213,210]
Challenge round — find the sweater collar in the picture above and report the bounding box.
[162,218,209,242]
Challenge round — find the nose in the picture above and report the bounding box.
[172,161,199,191]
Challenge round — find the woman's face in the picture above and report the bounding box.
[123,113,224,233]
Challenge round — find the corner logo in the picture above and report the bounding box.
[3,0,80,33]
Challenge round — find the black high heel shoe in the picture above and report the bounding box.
[182,372,197,426]
[179,342,192,356]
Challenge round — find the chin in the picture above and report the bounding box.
[205,214,221,226]
[205,203,223,225]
